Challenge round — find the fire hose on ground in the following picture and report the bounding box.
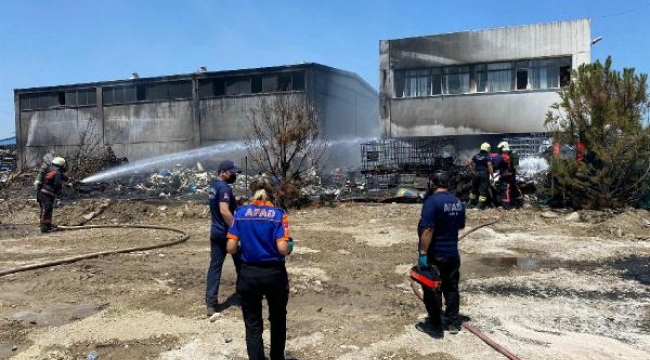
[410,218,524,360]
[0,224,190,277]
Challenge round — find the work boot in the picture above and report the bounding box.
[206,305,217,317]
[478,201,486,210]
[415,320,444,338]
[40,225,52,233]
[447,321,461,335]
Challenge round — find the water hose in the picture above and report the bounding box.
[410,218,523,360]
[0,224,190,277]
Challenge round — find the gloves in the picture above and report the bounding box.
[418,253,428,268]
[287,238,294,255]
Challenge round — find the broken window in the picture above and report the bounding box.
[251,75,263,93]
[473,65,487,93]
[393,71,405,98]
[278,74,292,91]
[560,66,571,87]
[516,68,529,90]
[431,68,442,95]
[292,71,305,90]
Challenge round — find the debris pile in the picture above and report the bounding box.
[0,145,17,185]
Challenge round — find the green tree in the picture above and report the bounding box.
[245,96,328,208]
[545,57,650,209]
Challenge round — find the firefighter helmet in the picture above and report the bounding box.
[51,157,66,167]
[480,142,491,152]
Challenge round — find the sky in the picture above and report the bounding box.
[0,0,649,139]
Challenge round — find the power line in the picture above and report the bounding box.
[599,1,650,18]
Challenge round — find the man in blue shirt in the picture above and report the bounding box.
[206,160,242,316]
[416,171,466,338]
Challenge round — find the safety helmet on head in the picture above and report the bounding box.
[501,145,510,152]
[497,141,509,149]
[51,157,66,167]
[429,171,450,190]
[480,142,491,152]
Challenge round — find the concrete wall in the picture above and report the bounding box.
[104,100,195,160]
[19,107,101,165]
[389,90,558,136]
[15,64,380,168]
[380,19,591,137]
[311,67,380,140]
[199,93,302,143]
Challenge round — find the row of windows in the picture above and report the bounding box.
[102,80,193,105]
[394,57,572,98]
[20,89,97,110]
[199,71,305,97]
[20,71,308,110]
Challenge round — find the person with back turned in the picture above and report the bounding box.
[416,171,466,338]
[37,157,69,233]
[467,142,493,209]
[226,177,293,360]
[206,160,242,316]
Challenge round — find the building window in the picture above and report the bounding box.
[516,69,529,90]
[474,65,487,93]
[65,89,96,106]
[404,69,431,97]
[531,59,559,89]
[391,56,572,98]
[19,91,68,110]
[487,62,513,92]
[559,57,572,87]
[226,77,252,95]
[431,68,442,95]
[103,85,137,105]
[443,66,469,95]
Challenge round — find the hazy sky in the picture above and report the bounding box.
[1,0,649,139]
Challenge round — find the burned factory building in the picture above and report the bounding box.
[14,63,379,169]
[379,18,591,159]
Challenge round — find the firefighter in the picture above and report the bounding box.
[496,142,523,209]
[467,142,493,209]
[226,177,292,360]
[37,157,69,233]
[416,171,466,337]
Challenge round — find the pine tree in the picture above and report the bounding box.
[545,57,650,209]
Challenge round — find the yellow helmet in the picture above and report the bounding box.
[51,157,66,166]
[480,142,491,152]
[497,141,509,149]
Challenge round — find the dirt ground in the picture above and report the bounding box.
[1,192,649,359]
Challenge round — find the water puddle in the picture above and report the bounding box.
[462,255,557,279]
[7,303,104,327]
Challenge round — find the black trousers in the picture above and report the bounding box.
[237,263,289,360]
[423,256,461,327]
[470,171,490,202]
[37,192,55,230]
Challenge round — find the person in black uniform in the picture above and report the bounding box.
[416,171,466,338]
[226,178,293,360]
[467,142,494,209]
[37,157,69,233]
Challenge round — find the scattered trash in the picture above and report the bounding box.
[86,350,98,360]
